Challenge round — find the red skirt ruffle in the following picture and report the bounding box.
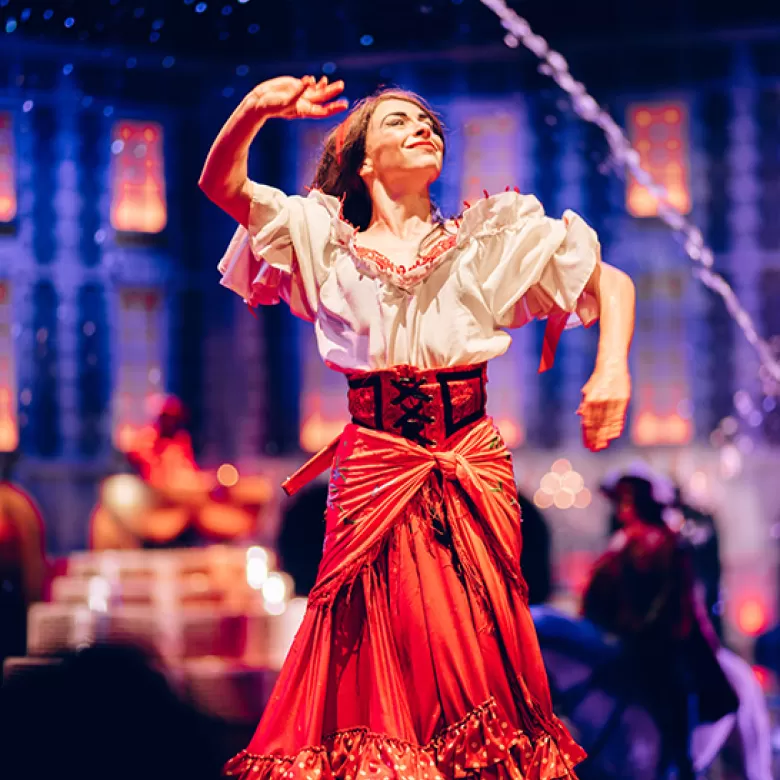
[225,697,581,779]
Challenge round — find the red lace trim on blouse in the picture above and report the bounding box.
[352,234,457,285]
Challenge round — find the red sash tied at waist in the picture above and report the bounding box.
[433,450,461,481]
[283,416,523,607]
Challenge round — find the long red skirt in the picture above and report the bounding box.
[225,419,584,779]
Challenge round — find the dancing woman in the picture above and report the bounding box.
[200,75,635,780]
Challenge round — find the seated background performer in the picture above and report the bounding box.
[126,395,198,487]
[200,74,636,779]
[109,395,259,548]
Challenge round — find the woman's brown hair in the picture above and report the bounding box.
[311,89,445,231]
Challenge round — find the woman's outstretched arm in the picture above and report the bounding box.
[578,262,635,452]
[199,75,347,227]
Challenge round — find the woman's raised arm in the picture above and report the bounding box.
[199,75,347,227]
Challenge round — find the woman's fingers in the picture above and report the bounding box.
[580,395,628,422]
[321,98,349,115]
[296,75,316,97]
[298,98,349,118]
[304,80,345,104]
[293,78,347,119]
[582,422,601,452]
[580,398,606,432]
[579,397,628,451]
[272,76,314,116]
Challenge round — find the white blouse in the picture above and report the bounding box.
[218,182,601,372]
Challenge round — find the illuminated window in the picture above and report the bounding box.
[0,281,17,451]
[627,102,691,218]
[299,325,349,453]
[113,288,164,451]
[461,106,525,447]
[461,110,519,206]
[0,113,16,223]
[110,120,167,233]
[631,272,693,446]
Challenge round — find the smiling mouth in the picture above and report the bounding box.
[408,143,437,151]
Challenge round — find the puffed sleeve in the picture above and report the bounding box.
[464,191,601,371]
[217,182,333,322]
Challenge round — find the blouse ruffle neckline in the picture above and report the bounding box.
[306,188,549,291]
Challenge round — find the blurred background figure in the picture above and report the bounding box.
[125,394,198,487]
[517,490,553,607]
[584,464,770,779]
[532,462,771,779]
[674,485,725,641]
[276,482,328,597]
[0,643,224,780]
[90,395,270,550]
[0,451,47,668]
[604,469,726,640]
[586,466,735,778]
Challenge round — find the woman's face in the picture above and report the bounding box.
[360,98,444,188]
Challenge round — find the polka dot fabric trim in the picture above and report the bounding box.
[224,697,583,780]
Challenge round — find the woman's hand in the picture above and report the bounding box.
[251,75,348,121]
[199,75,347,226]
[578,359,631,452]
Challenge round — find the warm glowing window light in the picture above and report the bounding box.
[630,273,693,446]
[627,102,691,218]
[461,110,519,207]
[461,107,525,448]
[110,120,167,233]
[0,113,16,223]
[0,281,18,451]
[112,289,164,450]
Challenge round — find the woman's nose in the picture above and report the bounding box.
[414,122,432,138]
